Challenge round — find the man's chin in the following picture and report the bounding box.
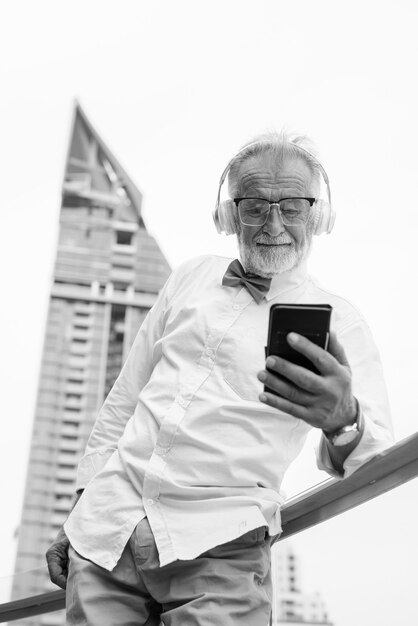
[240,245,302,277]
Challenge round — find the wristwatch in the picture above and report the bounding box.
[324,399,362,447]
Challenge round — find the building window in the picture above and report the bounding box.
[112,263,133,271]
[116,230,133,245]
[113,281,129,292]
[104,304,126,397]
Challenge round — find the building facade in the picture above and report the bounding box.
[11,103,171,624]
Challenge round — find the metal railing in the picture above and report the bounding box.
[1,431,418,623]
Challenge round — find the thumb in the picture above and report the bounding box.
[328,332,350,369]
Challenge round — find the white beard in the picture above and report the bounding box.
[237,232,312,278]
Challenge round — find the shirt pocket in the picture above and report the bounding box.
[222,324,267,402]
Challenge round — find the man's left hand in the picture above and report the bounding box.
[257,331,357,432]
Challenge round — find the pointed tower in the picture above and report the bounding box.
[11,103,171,620]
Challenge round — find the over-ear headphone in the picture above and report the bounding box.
[212,140,336,236]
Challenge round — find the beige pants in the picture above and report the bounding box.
[66,517,273,626]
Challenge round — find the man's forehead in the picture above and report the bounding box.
[236,153,312,187]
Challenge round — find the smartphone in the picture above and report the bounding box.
[264,303,332,393]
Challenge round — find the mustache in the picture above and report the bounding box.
[255,234,294,245]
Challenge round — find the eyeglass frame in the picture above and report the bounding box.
[234,197,316,226]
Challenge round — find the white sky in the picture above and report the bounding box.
[1,1,418,624]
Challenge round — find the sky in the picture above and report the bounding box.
[1,0,418,624]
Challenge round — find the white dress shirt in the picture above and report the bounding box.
[64,255,394,571]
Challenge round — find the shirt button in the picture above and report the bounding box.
[205,347,214,358]
[233,304,240,311]
[147,498,155,506]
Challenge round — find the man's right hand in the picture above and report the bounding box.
[46,489,83,588]
[46,526,70,589]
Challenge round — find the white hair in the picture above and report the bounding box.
[227,129,322,200]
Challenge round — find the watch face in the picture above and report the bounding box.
[332,428,360,447]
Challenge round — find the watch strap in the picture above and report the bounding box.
[325,398,362,447]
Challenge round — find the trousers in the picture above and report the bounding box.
[66,517,274,626]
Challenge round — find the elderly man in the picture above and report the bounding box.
[47,132,394,626]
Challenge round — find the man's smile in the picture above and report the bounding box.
[256,242,291,246]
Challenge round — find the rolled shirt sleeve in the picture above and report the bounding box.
[316,315,395,478]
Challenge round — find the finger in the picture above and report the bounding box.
[264,355,324,393]
[257,370,313,404]
[286,333,337,375]
[327,331,350,368]
[54,573,68,590]
[47,560,68,589]
[259,391,310,421]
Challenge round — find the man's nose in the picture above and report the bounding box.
[263,204,286,236]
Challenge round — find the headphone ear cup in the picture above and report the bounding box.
[312,199,335,236]
[216,199,237,235]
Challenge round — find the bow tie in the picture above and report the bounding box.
[222,259,272,304]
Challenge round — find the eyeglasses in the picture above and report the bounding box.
[234,197,315,226]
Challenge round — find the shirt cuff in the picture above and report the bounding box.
[316,408,394,479]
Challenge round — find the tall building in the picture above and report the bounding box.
[271,542,333,625]
[11,102,171,623]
